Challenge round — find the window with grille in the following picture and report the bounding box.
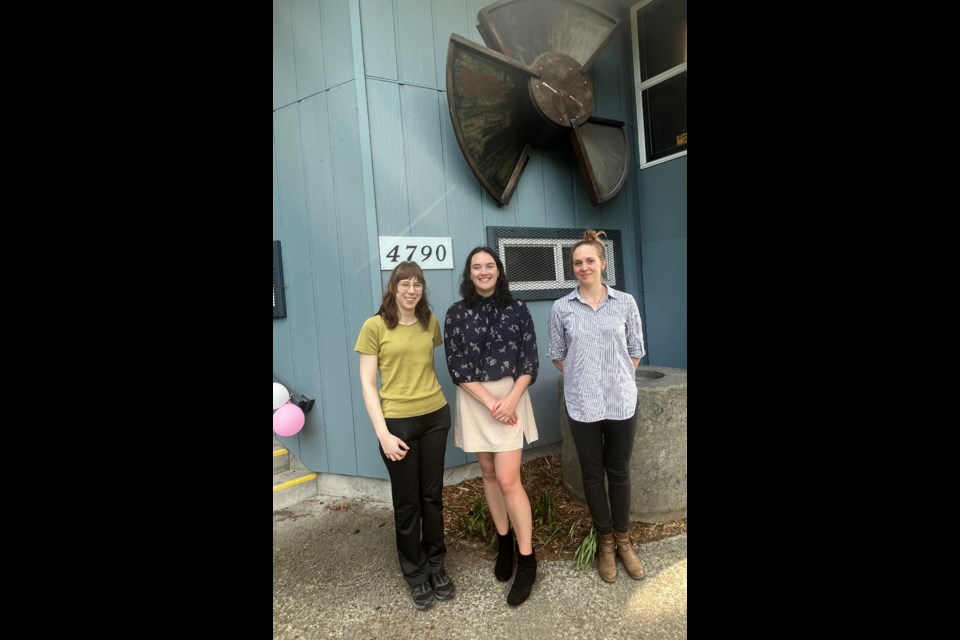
[273,240,287,319]
[486,227,625,301]
[631,0,687,168]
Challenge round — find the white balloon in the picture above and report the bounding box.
[273,382,290,410]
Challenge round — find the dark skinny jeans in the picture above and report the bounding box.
[567,412,638,535]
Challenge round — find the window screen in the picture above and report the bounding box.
[486,227,625,301]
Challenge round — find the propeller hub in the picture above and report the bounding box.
[528,52,594,128]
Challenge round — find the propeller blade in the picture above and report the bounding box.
[478,0,619,71]
[446,34,539,206]
[570,116,629,206]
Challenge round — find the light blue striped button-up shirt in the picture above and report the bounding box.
[547,287,645,422]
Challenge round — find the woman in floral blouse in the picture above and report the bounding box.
[443,246,539,607]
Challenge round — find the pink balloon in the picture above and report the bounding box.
[273,402,305,437]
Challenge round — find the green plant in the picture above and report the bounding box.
[533,489,558,529]
[534,524,563,549]
[456,495,490,542]
[573,525,598,572]
[532,489,563,547]
[568,517,587,539]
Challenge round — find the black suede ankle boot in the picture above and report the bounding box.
[495,530,515,582]
[507,549,536,606]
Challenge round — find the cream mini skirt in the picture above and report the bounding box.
[453,377,539,453]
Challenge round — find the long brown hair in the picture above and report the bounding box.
[459,246,514,309]
[376,261,432,330]
[571,229,608,277]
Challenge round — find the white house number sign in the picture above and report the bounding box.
[378,236,453,270]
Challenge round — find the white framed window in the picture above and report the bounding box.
[486,227,624,301]
[630,0,687,169]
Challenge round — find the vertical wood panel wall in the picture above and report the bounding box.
[274,0,368,476]
[292,0,327,96]
[273,0,678,480]
[637,156,686,369]
[273,0,298,110]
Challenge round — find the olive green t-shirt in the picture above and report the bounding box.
[354,314,447,418]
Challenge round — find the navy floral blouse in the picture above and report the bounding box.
[444,297,539,386]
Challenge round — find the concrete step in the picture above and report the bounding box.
[273,468,318,511]
[274,443,290,474]
[273,435,317,509]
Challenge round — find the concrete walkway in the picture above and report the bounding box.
[273,494,687,639]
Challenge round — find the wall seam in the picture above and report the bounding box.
[349,0,383,300]
[348,0,380,475]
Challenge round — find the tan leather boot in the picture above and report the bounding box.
[614,531,646,580]
[597,532,617,583]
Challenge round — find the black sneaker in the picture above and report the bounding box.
[410,581,435,610]
[431,569,455,601]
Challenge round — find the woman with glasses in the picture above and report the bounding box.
[443,247,539,606]
[355,261,454,611]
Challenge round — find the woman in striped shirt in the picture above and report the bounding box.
[547,229,647,584]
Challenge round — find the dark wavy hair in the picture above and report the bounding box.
[459,246,514,309]
[376,261,432,330]
[571,229,608,277]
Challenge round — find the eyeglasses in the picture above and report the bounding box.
[397,282,424,292]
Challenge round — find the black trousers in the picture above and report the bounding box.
[380,404,451,587]
[567,412,638,535]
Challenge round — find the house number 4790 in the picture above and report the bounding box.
[378,236,453,270]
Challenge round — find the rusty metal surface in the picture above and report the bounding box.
[571,116,629,206]
[446,34,537,206]
[478,0,620,71]
[447,0,628,207]
[528,52,594,127]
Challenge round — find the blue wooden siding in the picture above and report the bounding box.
[273,0,298,110]
[400,85,449,236]
[274,0,354,111]
[367,80,407,228]
[396,0,436,87]
[433,2,474,85]
[636,156,687,368]
[591,32,622,121]
[292,0,327,96]
[326,81,382,478]
[321,0,355,87]
[274,104,317,465]
[274,0,685,480]
[298,93,340,476]
[360,0,398,80]
[273,137,297,459]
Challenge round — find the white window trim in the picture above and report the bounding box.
[630,0,687,169]
[496,237,618,291]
